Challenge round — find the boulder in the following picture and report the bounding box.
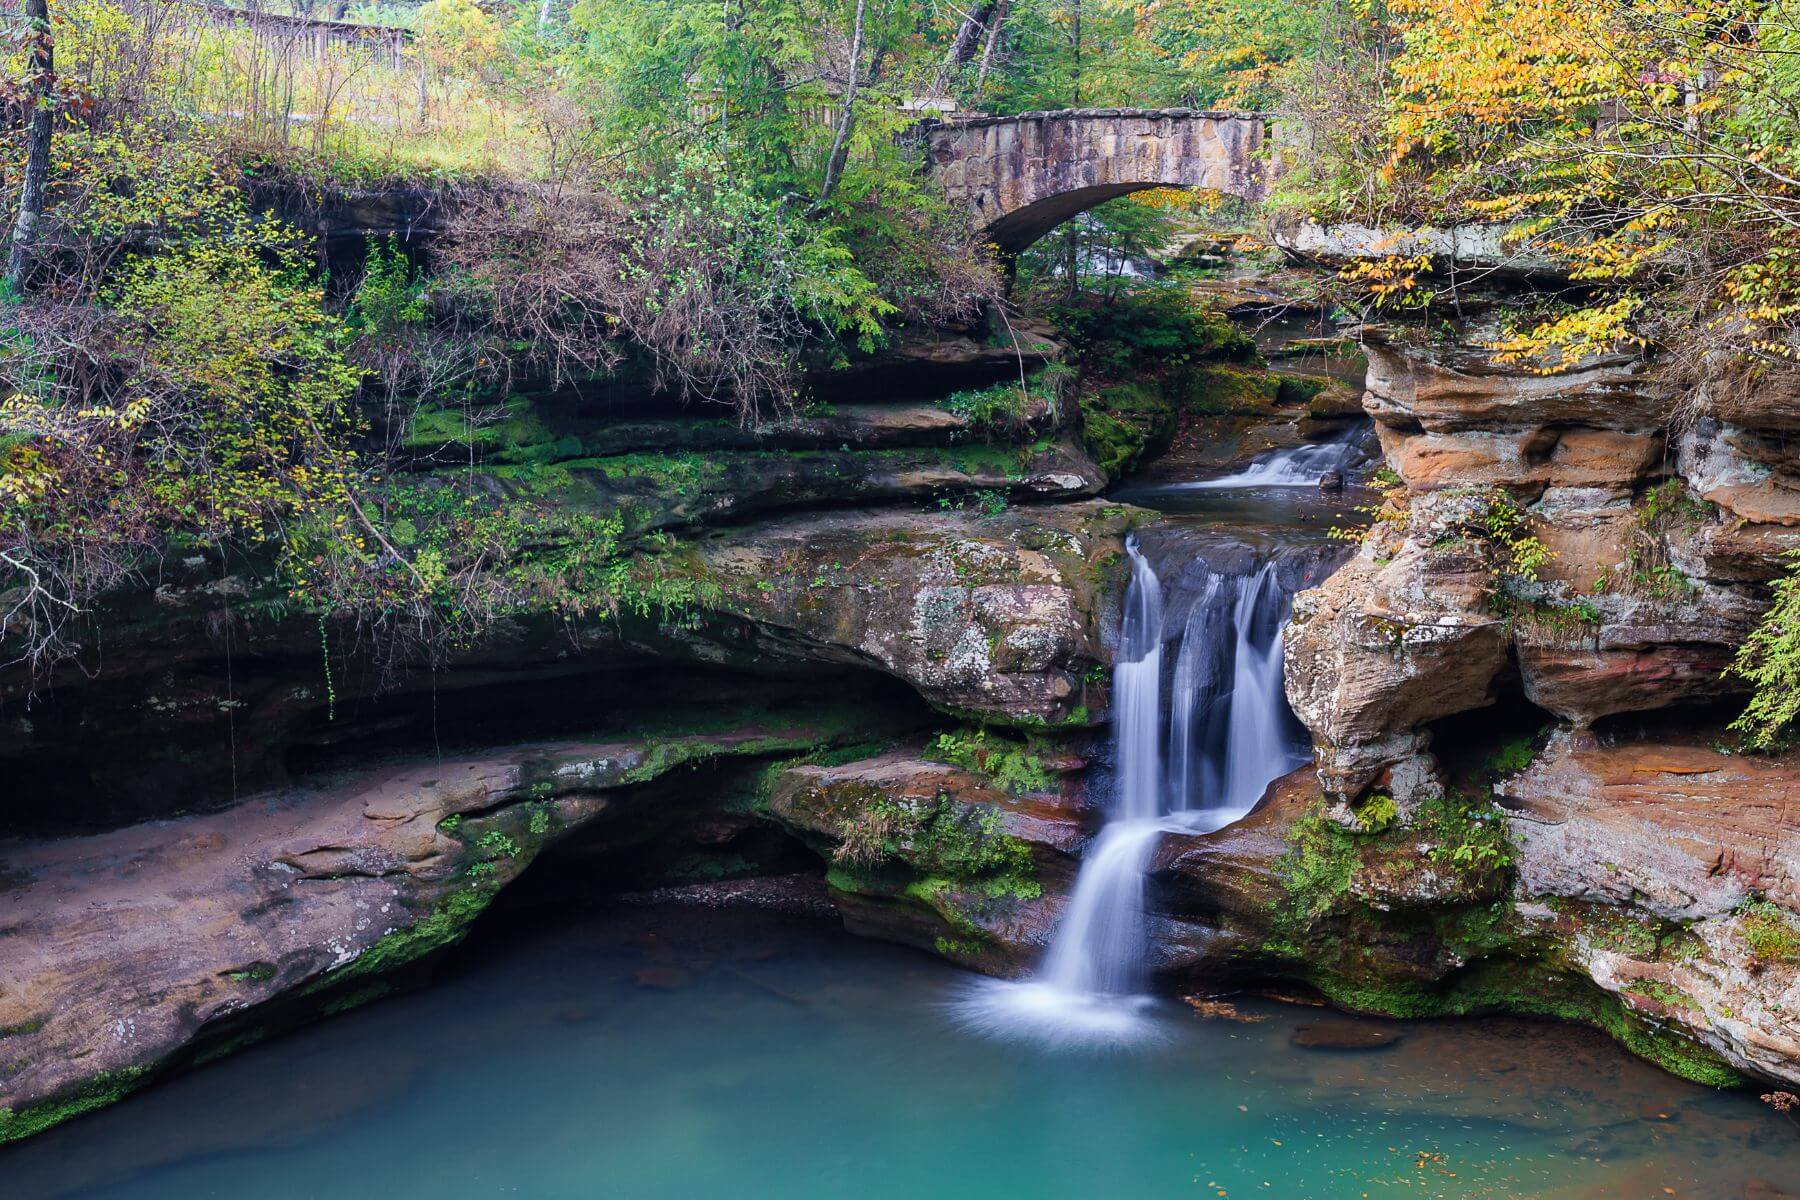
[1497,727,1800,1086]
[1283,513,1511,797]
[766,748,1087,973]
[633,502,1136,727]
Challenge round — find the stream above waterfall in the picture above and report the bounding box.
[8,897,1796,1200]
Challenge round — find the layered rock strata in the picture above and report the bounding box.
[1286,320,1797,798]
[1263,311,1800,1087]
[0,725,859,1144]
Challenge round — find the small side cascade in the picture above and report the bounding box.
[1181,424,1371,490]
[954,538,1314,1046]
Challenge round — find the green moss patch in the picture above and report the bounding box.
[1263,794,1742,1089]
[1738,898,1800,965]
[830,792,1041,902]
[0,1066,153,1147]
[1165,363,1282,415]
[1317,960,1743,1089]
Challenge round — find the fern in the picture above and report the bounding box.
[1730,552,1800,749]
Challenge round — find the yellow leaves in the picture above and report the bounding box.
[1338,253,1434,310]
[0,433,58,512]
[1365,0,1800,372]
[84,225,367,547]
[418,0,502,76]
[1487,293,1646,371]
[1134,187,1213,211]
[1386,0,1647,166]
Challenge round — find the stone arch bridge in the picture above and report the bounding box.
[923,108,1273,253]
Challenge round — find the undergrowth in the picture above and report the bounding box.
[928,728,1055,794]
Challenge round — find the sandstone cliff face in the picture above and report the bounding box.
[1286,320,1797,797]
[10,290,1800,1145]
[0,349,1131,834]
[0,330,1175,1141]
[0,723,863,1144]
[1270,313,1800,1087]
[1499,730,1800,1085]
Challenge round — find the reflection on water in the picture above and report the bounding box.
[6,898,1796,1200]
[1113,475,1376,540]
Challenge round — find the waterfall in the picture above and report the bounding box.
[954,538,1314,1047]
[1033,822,1164,998]
[1032,540,1163,1001]
[1167,562,1310,816]
[1181,425,1369,490]
[1110,542,1165,823]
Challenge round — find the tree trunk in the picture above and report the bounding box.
[815,0,869,212]
[973,0,1008,96]
[1070,0,1082,106]
[6,0,53,297]
[538,0,554,32]
[933,0,997,94]
[1062,223,1079,300]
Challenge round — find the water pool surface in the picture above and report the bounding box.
[6,893,1796,1200]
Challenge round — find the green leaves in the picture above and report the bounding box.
[1729,551,1800,750]
[107,233,363,541]
[346,239,429,341]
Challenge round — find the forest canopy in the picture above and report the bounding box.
[5,0,1800,743]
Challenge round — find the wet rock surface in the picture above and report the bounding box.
[0,722,860,1143]
[1497,726,1800,1085]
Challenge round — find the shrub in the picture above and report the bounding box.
[1050,285,1254,372]
[1730,551,1800,749]
[942,378,1042,434]
[1,224,363,671]
[1739,898,1800,966]
[435,154,896,420]
[1350,792,1397,834]
[928,728,1053,795]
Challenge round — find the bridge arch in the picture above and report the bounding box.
[924,109,1274,253]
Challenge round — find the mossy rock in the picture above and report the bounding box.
[1078,382,1177,480]
[1164,364,1283,415]
[1259,795,1744,1089]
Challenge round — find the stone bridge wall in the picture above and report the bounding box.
[925,108,1272,252]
